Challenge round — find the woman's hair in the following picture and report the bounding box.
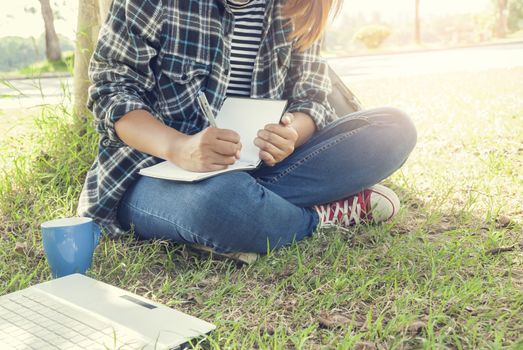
[283,0,342,51]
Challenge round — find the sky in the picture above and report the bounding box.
[0,0,78,39]
[0,0,491,39]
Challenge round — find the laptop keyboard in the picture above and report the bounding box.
[0,291,147,349]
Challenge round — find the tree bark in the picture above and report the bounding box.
[38,0,61,61]
[73,0,112,120]
[97,0,113,23]
[496,0,509,38]
[415,0,421,44]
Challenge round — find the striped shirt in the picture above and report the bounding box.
[226,0,266,96]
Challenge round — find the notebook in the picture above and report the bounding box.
[139,97,288,182]
[0,273,215,349]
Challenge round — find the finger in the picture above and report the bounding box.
[215,128,241,144]
[257,129,289,151]
[259,151,276,166]
[212,139,242,156]
[264,123,298,141]
[209,152,237,166]
[254,137,286,160]
[200,163,229,172]
[281,113,294,126]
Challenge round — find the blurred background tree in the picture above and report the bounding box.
[324,0,523,55]
[73,0,112,119]
[507,0,523,31]
[2,0,523,73]
[38,0,61,61]
[0,35,73,72]
[415,0,421,44]
[0,37,41,71]
[353,24,392,49]
[493,0,523,37]
[0,1,73,72]
[495,0,509,37]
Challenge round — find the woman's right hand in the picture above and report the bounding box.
[170,127,242,172]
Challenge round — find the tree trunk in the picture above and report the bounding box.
[97,0,113,23]
[496,0,509,38]
[73,0,112,120]
[38,0,61,61]
[415,0,421,44]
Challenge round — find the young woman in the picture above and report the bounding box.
[78,0,417,254]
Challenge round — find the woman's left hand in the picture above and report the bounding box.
[254,113,299,166]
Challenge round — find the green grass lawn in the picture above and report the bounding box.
[0,68,522,349]
[0,52,74,79]
[0,108,39,145]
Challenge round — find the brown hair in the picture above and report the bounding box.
[283,0,342,51]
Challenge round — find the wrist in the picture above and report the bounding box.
[288,111,315,147]
[164,131,189,165]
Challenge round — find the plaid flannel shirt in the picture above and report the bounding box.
[77,0,337,236]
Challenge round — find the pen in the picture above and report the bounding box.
[197,92,218,128]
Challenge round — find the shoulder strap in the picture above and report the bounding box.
[327,64,363,117]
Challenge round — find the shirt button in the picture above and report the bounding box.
[102,138,111,147]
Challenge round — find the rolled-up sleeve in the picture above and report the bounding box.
[87,0,164,146]
[284,41,335,130]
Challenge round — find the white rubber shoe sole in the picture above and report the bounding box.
[367,184,400,223]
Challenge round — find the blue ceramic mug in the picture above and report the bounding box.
[41,217,101,278]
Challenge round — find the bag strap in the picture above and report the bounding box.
[327,64,363,117]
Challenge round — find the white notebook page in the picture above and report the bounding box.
[216,97,287,164]
[139,97,287,182]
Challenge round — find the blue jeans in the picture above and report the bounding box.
[117,107,417,253]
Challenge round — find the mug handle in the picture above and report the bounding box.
[93,223,101,247]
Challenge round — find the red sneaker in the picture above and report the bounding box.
[314,184,400,227]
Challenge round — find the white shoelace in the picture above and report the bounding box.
[316,196,363,227]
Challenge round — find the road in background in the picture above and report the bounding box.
[0,77,73,110]
[1,42,522,110]
[329,42,523,82]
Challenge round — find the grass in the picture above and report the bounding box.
[1,68,522,349]
[0,108,39,145]
[0,51,74,79]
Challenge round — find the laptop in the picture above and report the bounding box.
[0,274,215,349]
